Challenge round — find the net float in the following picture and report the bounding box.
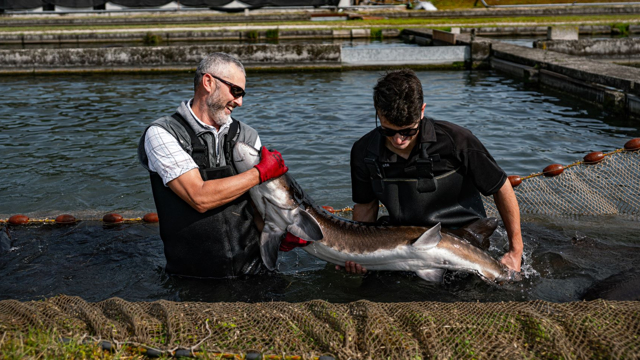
[508,175,522,188]
[543,164,564,177]
[583,151,604,164]
[143,213,159,223]
[55,214,76,224]
[103,213,123,223]
[321,206,335,213]
[8,214,29,225]
[624,138,640,151]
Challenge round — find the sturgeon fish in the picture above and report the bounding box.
[233,142,520,283]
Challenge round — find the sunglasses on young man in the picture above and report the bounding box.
[208,74,246,98]
[375,114,420,138]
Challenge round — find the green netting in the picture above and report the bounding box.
[1,295,639,359]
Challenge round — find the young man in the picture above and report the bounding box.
[138,53,304,278]
[346,69,523,275]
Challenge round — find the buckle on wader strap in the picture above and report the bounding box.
[171,113,209,169]
[223,120,239,169]
[364,157,384,195]
[414,144,439,193]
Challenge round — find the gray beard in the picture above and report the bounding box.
[205,93,232,127]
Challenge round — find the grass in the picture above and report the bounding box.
[1,14,640,34]
[430,0,640,9]
[0,327,263,360]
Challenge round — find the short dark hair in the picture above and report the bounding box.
[373,69,424,127]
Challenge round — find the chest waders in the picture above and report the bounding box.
[365,138,486,228]
[149,113,261,278]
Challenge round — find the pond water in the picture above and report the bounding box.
[0,70,638,303]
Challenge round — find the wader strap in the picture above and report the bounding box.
[364,157,384,195]
[414,144,440,193]
[223,120,239,166]
[171,112,209,169]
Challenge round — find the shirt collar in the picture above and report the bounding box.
[187,98,230,135]
[419,117,437,143]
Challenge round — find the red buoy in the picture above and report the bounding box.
[143,213,159,223]
[8,214,29,225]
[103,213,123,223]
[543,164,564,177]
[55,214,76,224]
[624,138,640,151]
[583,151,604,164]
[321,206,335,213]
[508,175,522,188]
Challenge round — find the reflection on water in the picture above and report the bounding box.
[0,70,638,303]
[1,70,635,215]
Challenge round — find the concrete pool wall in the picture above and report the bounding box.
[2,27,640,120]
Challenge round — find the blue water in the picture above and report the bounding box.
[0,70,638,303]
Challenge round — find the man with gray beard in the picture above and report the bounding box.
[138,53,303,278]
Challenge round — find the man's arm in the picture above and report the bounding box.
[168,168,260,213]
[492,180,523,272]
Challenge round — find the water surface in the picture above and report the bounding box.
[0,70,638,303]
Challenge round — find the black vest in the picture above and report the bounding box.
[147,113,262,278]
[365,132,486,228]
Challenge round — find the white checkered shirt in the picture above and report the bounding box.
[145,102,261,186]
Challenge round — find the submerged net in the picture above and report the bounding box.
[483,148,640,219]
[0,295,639,359]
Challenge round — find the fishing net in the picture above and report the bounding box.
[482,146,640,219]
[1,295,639,359]
[1,141,639,359]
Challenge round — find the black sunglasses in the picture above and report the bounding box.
[208,74,246,98]
[375,113,420,138]
[377,126,420,138]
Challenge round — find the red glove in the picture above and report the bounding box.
[254,146,288,183]
[279,233,310,252]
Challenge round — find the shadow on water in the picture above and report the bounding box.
[1,215,638,303]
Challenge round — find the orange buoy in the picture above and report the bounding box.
[543,164,564,177]
[624,138,640,151]
[143,213,159,223]
[55,214,76,224]
[583,151,604,164]
[8,214,29,225]
[508,175,522,188]
[103,213,123,223]
[321,206,335,213]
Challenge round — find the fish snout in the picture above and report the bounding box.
[496,269,522,284]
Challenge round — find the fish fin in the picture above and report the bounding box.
[413,223,443,249]
[260,210,286,271]
[445,217,498,250]
[286,209,324,242]
[415,269,446,282]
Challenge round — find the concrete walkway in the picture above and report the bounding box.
[2,19,639,36]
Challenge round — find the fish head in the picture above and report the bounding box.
[232,141,261,173]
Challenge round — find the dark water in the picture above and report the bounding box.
[0,70,638,303]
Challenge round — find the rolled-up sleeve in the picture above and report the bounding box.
[144,126,198,186]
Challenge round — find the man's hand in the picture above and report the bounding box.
[500,249,522,272]
[279,233,310,252]
[336,261,367,275]
[254,146,288,183]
